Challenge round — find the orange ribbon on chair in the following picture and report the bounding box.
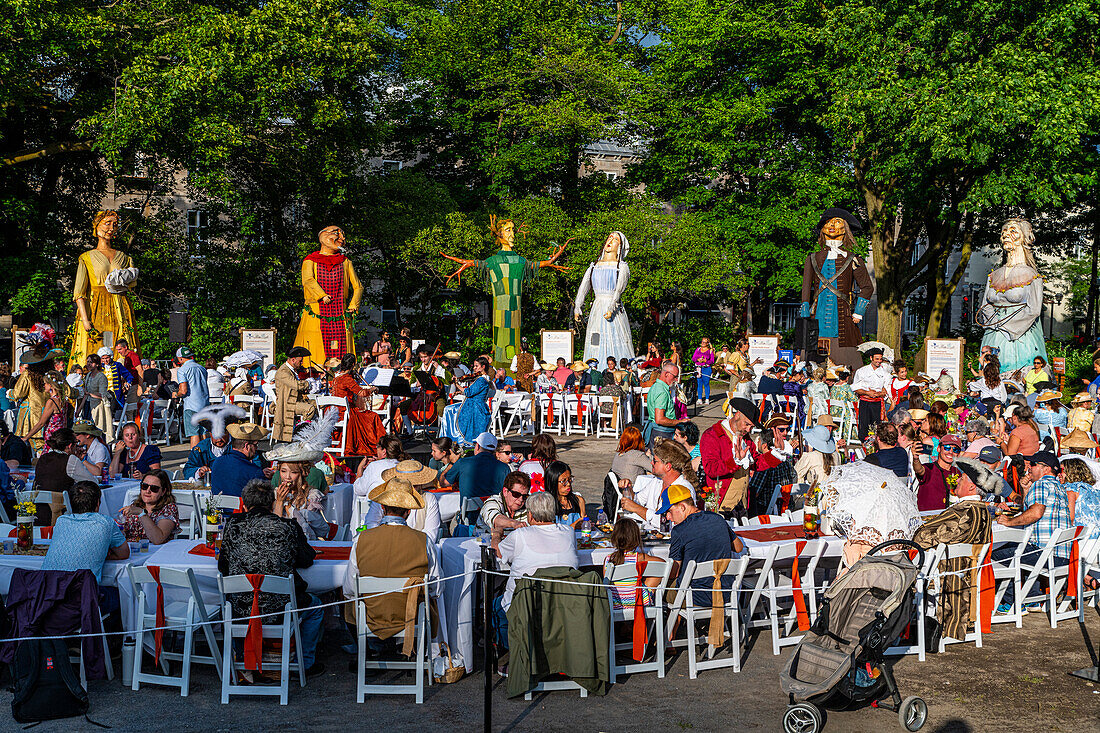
[632,558,649,662]
[1067,527,1083,599]
[235,497,246,514]
[791,540,811,632]
[779,484,793,514]
[243,573,265,672]
[146,565,168,663]
[979,546,995,635]
[758,515,771,525]
[545,396,555,427]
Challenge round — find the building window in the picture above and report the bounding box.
[771,303,801,333]
[903,298,925,335]
[604,171,618,182]
[380,309,397,325]
[381,160,402,172]
[187,209,209,242]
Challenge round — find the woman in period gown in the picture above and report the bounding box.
[977,218,1049,373]
[439,357,495,447]
[330,354,386,456]
[573,231,635,366]
[70,211,140,368]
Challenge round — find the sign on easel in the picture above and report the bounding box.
[748,334,780,376]
[240,329,277,371]
[540,330,574,366]
[11,327,31,367]
[925,338,965,389]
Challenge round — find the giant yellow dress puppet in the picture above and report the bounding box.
[293,226,363,371]
[70,210,140,368]
[442,216,569,366]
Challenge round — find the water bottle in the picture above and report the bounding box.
[580,516,592,541]
[597,508,608,529]
[100,463,110,486]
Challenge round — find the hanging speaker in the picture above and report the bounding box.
[168,312,190,343]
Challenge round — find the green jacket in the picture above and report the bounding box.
[506,566,611,698]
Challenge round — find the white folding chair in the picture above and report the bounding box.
[218,574,305,704]
[17,489,73,519]
[596,395,622,439]
[500,393,535,437]
[457,496,485,526]
[767,483,808,516]
[564,394,591,436]
[760,540,828,655]
[605,560,672,680]
[990,526,1035,628]
[315,396,348,457]
[928,542,991,652]
[260,384,278,429]
[665,557,751,678]
[537,393,564,435]
[354,575,430,703]
[230,394,262,424]
[128,565,222,695]
[200,494,244,536]
[1017,525,1087,628]
[350,495,372,535]
[173,489,210,540]
[883,546,940,661]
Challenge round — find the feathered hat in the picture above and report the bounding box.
[264,407,339,464]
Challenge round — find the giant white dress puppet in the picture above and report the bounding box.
[975,218,1049,373]
[573,231,635,366]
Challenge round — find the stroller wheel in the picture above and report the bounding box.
[899,696,928,731]
[782,703,823,733]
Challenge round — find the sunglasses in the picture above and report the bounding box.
[140,482,164,491]
[505,488,529,499]
[940,445,959,453]
[776,427,790,433]
[497,449,513,455]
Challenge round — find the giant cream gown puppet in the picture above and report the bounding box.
[975,218,1049,373]
[70,210,140,368]
[292,225,363,371]
[573,231,634,365]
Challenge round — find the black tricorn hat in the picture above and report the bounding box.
[816,208,863,236]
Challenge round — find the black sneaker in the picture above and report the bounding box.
[305,662,326,678]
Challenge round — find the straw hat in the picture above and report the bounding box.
[367,477,425,510]
[570,360,587,372]
[227,422,269,441]
[908,408,930,420]
[444,351,462,360]
[540,361,554,371]
[1060,429,1098,450]
[1071,392,1093,405]
[815,414,838,428]
[1035,389,1062,404]
[381,459,438,486]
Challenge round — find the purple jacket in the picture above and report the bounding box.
[0,568,107,678]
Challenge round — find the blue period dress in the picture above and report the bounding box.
[440,375,495,447]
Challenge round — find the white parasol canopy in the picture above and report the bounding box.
[223,349,265,369]
[857,340,895,364]
[820,461,921,546]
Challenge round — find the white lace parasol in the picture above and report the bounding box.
[223,349,265,369]
[820,461,921,546]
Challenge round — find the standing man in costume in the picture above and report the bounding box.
[293,226,363,372]
[851,347,891,440]
[798,208,874,371]
[273,346,319,443]
[440,216,569,367]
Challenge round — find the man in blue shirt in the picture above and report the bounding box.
[210,422,269,497]
[174,346,210,449]
[43,480,129,583]
[183,432,264,480]
[442,432,509,501]
[667,483,745,607]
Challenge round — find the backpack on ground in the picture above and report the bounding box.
[10,638,88,724]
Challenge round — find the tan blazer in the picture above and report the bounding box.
[272,363,316,442]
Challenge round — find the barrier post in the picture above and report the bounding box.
[482,544,495,733]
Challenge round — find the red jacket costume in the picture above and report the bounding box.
[700,421,759,500]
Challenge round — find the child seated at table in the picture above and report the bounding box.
[602,519,664,609]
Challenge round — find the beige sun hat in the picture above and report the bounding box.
[226,422,269,442]
[367,476,425,510]
[381,459,438,486]
[1060,428,1098,450]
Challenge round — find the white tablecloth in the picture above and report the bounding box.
[325,482,356,528]
[435,491,461,524]
[96,479,143,517]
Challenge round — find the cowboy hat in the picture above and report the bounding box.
[815,414,838,428]
[1035,389,1062,403]
[803,424,836,454]
[954,457,1012,500]
[227,422,269,442]
[381,459,438,486]
[72,420,105,439]
[368,476,425,510]
[570,360,587,372]
[1060,428,1098,450]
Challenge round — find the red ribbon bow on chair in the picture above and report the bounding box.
[243,574,265,672]
[632,558,649,661]
[146,565,168,664]
[1067,526,1084,599]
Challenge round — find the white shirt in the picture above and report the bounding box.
[851,364,892,395]
[630,474,696,529]
[56,452,96,483]
[206,368,225,398]
[84,439,110,468]
[342,515,440,600]
[967,378,1007,403]
[498,523,579,611]
[361,491,441,542]
[353,458,397,497]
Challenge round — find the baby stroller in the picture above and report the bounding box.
[779,540,928,733]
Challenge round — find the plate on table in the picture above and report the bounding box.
[643,530,669,542]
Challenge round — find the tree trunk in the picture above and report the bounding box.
[855,161,906,354]
[1088,202,1100,340]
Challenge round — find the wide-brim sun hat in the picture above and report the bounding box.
[804,425,836,454]
[1035,389,1062,403]
[227,422,269,441]
[1071,392,1093,405]
[21,346,65,366]
[570,360,587,372]
[368,477,425,510]
[72,420,105,439]
[381,459,438,486]
[1061,428,1098,450]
